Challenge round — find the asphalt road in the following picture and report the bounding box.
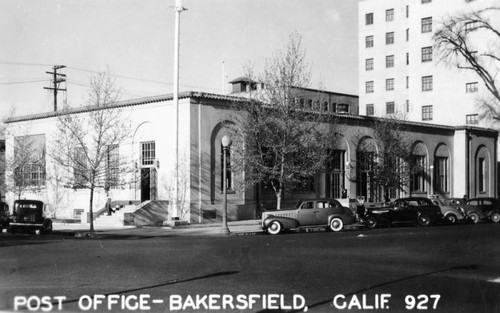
[1,223,499,313]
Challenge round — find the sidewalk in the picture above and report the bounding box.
[52,219,264,237]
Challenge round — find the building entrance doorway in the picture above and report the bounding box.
[141,167,157,202]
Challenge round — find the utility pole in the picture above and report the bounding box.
[44,65,66,111]
[173,0,186,219]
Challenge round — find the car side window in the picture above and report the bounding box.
[483,200,493,205]
[408,201,419,206]
[328,201,339,208]
[303,202,314,209]
[468,200,479,206]
[316,201,326,209]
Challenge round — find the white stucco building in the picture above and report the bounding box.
[358,0,498,127]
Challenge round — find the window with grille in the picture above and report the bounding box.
[466,82,478,93]
[422,105,433,120]
[466,114,478,124]
[421,46,432,62]
[386,101,395,114]
[478,157,485,192]
[366,13,374,25]
[141,141,156,166]
[366,58,374,70]
[366,81,374,93]
[386,78,394,91]
[421,17,432,33]
[386,32,394,44]
[366,35,374,48]
[386,9,394,22]
[422,75,433,91]
[434,157,448,193]
[386,55,394,68]
[410,155,426,192]
[366,104,374,116]
[106,144,119,189]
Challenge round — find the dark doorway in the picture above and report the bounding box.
[141,168,151,202]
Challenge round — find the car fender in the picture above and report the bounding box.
[263,216,299,230]
[328,214,352,225]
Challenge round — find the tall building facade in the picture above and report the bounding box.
[359,0,496,127]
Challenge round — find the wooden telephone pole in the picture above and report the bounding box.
[44,65,67,111]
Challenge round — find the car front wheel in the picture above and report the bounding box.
[468,212,480,224]
[490,212,500,223]
[445,214,458,225]
[267,221,282,235]
[417,214,431,227]
[364,216,378,229]
[329,218,344,232]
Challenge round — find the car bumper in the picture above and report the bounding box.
[9,223,44,227]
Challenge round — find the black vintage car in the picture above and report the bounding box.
[364,197,443,228]
[0,202,9,232]
[9,200,53,235]
[460,197,500,223]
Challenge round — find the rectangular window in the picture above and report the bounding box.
[337,103,350,114]
[466,114,479,124]
[366,104,374,116]
[328,150,346,198]
[406,52,409,65]
[14,135,46,188]
[421,17,432,33]
[434,157,449,193]
[406,5,409,18]
[421,46,433,62]
[106,144,119,189]
[366,81,374,93]
[406,100,410,112]
[386,9,394,22]
[422,0,432,3]
[466,82,478,93]
[386,78,395,91]
[478,157,485,192]
[422,105,433,120]
[410,155,426,192]
[366,35,374,48]
[366,58,374,70]
[386,55,394,68]
[141,141,156,166]
[366,13,374,25]
[386,32,394,44]
[386,101,395,114]
[74,147,87,187]
[406,28,409,41]
[422,75,433,91]
[406,76,409,89]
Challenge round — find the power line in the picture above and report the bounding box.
[0,79,49,85]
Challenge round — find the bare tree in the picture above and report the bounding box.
[434,7,500,122]
[51,72,131,232]
[356,115,419,202]
[230,32,339,210]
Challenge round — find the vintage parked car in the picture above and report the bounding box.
[261,198,357,235]
[459,197,500,224]
[8,200,53,235]
[0,201,9,232]
[364,197,443,228]
[429,197,465,224]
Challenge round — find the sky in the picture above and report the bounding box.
[0,0,358,118]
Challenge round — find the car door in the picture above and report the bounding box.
[297,201,317,226]
[315,200,334,225]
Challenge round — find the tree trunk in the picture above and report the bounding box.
[89,186,95,232]
[276,188,282,210]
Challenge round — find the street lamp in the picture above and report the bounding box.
[220,135,231,235]
[429,165,434,197]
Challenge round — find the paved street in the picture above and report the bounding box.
[1,223,499,313]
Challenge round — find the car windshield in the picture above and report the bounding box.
[14,203,40,215]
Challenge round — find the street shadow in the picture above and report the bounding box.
[256,265,478,313]
[55,270,239,305]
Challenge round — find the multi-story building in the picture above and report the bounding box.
[359,0,496,127]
